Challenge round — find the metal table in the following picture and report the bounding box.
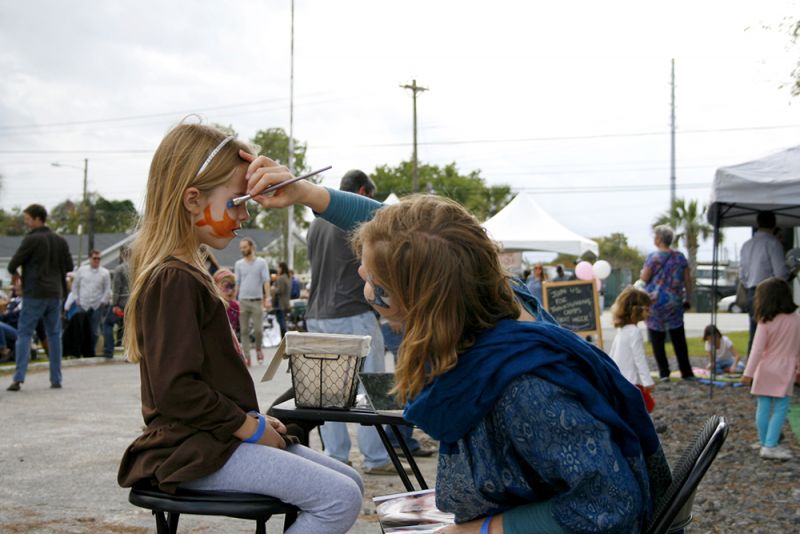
[270,399,428,492]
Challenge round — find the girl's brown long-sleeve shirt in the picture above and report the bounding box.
[118,259,257,493]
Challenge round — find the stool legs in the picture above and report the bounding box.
[151,510,295,533]
[284,510,297,530]
[152,511,180,534]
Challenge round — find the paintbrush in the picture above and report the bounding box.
[227,165,332,208]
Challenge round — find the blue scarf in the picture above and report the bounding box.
[403,319,660,460]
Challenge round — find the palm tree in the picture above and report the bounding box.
[653,198,715,307]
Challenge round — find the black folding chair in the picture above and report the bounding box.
[129,483,298,534]
[646,415,729,534]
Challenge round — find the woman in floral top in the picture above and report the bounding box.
[640,225,695,381]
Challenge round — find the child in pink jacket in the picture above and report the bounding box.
[741,277,800,460]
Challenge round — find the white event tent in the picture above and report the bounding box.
[708,145,800,228]
[707,144,800,304]
[383,192,400,205]
[482,192,598,256]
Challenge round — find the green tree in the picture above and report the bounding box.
[372,160,513,220]
[593,233,646,271]
[785,18,800,96]
[94,197,139,232]
[550,233,645,271]
[50,196,138,234]
[653,198,713,306]
[249,128,312,260]
[549,253,581,268]
[49,200,82,234]
[0,207,26,236]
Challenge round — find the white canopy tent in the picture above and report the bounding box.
[383,192,400,205]
[708,145,800,228]
[482,192,598,256]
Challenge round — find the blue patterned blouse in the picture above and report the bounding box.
[643,250,688,331]
[435,374,650,532]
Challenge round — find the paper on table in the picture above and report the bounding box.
[373,489,454,533]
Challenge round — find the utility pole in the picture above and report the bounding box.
[52,159,88,265]
[84,158,95,254]
[286,0,296,268]
[670,58,676,211]
[400,79,428,192]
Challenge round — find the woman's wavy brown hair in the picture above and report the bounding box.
[124,122,254,363]
[351,194,519,402]
[754,277,798,323]
[611,286,651,327]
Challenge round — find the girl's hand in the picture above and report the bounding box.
[258,423,288,449]
[239,150,329,212]
[235,413,286,449]
[266,415,287,435]
[740,375,752,386]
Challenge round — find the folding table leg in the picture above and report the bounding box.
[374,424,415,491]
[389,424,428,489]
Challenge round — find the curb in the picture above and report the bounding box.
[0,354,128,376]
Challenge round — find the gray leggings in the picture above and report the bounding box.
[181,443,363,534]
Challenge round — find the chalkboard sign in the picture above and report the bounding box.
[542,280,603,346]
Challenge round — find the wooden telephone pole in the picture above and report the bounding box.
[400,79,428,192]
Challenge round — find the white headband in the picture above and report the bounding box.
[196,135,236,177]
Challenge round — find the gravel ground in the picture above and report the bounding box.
[358,355,800,533]
[646,357,800,533]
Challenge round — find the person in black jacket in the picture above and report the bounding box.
[6,204,73,391]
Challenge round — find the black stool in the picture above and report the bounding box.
[129,484,298,534]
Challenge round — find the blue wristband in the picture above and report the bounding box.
[480,514,494,534]
[243,414,266,443]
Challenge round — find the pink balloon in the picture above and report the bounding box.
[575,261,594,280]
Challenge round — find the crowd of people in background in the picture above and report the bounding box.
[0,208,305,381]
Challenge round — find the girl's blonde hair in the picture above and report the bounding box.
[124,123,254,363]
[612,286,651,327]
[351,194,519,402]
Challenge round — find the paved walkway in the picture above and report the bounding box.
[0,351,434,533]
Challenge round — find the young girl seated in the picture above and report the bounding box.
[117,123,363,534]
[702,324,742,374]
[244,156,672,534]
[609,286,656,412]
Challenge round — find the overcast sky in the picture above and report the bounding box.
[1,0,799,262]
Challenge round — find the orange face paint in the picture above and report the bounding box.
[195,206,238,238]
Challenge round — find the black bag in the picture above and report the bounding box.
[735,280,748,311]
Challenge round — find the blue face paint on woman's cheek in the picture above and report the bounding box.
[366,274,391,308]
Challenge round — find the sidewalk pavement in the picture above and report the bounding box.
[0,350,436,533]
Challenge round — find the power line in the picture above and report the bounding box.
[310,122,800,149]
[512,181,710,194]
[2,122,799,156]
[490,164,716,176]
[0,149,151,154]
[0,96,297,131]
[0,94,359,137]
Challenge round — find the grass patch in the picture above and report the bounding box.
[644,330,749,358]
